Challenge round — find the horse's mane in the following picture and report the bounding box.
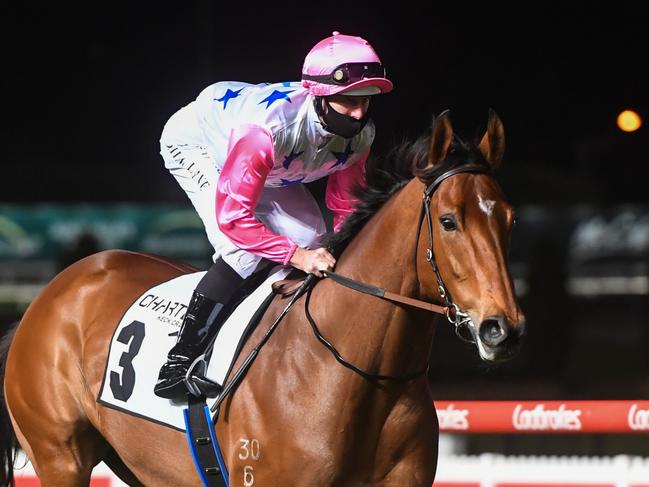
[323,129,490,256]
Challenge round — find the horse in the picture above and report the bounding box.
[1,110,524,486]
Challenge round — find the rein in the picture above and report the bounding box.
[304,285,427,382]
[322,271,449,315]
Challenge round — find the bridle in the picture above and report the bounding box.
[415,163,492,343]
[306,163,492,381]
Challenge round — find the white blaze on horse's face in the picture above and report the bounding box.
[478,195,496,216]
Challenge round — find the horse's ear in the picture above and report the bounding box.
[427,110,453,168]
[478,109,505,168]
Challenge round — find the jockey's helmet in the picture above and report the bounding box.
[301,32,393,97]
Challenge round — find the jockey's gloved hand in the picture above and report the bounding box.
[289,247,336,278]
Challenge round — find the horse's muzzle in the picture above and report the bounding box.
[477,315,525,361]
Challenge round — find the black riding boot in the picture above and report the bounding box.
[154,258,247,399]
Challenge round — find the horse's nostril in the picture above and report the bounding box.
[479,318,507,346]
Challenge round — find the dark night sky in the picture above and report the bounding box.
[3,2,648,206]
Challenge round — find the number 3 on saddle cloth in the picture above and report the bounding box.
[97,264,292,430]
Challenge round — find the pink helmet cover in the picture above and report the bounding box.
[302,32,393,96]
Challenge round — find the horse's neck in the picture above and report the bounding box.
[328,179,435,378]
[338,180,421,289]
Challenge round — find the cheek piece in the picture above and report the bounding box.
[315,97,369,139]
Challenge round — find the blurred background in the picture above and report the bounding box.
[3,1,649,482]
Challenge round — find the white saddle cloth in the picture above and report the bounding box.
[98,265,291,430]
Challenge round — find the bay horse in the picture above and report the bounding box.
[1,110,524,486]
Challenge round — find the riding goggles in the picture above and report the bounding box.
[302,62,386,86]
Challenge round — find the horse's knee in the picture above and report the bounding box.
[21,424,105,486]
[32,458,93,487]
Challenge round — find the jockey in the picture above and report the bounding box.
[154,31,393,399]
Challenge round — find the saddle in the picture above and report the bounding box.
[271,274,307,297]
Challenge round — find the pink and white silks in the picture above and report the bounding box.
[216,124,367,265]
[160,81,373,278]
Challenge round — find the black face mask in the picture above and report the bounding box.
[315,97,369,139]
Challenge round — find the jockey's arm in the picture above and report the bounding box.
[325,149,369,232]
[216,125,336,276]
[216,125,298,265]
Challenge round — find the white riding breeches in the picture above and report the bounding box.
[160,141,327,278]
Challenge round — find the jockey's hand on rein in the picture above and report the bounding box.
[289,247,336,278]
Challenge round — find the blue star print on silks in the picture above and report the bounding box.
[331,142,355,167]
[280,177,305,186]
[282,150,303,169]
[259,89,295,108]
[214,88,243,109]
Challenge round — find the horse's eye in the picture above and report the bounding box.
[440,215,457,231]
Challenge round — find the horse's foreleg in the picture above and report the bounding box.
[369,394,438,487]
